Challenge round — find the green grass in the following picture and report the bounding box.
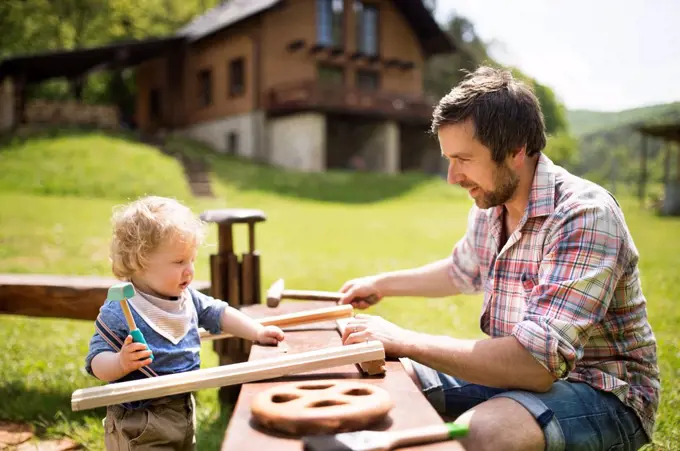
[0,131,678,450]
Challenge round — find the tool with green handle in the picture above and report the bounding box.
[301,421,469,451]
[107,282,153,362]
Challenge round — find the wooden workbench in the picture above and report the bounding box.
[220,301,459,450]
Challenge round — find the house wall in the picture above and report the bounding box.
[182,111,265,160]
[267,113,326,172]
[400,124,444,174]
[261,0,424,96]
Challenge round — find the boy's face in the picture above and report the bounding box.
[133,237,198,299]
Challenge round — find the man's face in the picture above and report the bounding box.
[439,121,520,209]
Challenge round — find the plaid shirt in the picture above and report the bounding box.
[449,154,660,439]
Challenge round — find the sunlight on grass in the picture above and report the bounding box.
[0,132,678,450]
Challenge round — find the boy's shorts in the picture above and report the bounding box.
[408,359,650,451]
[104,393,196,451]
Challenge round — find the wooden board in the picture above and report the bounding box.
[220,302,461,451]
[0,274,210,321]
[72,341,384,411]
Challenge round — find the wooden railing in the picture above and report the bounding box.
[265,80,434,122]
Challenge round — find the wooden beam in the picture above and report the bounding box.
[336,317,386,375]
[71,340,385,411]
[639,134,648,204]
[0,274,210,321]
[199,305,354,341]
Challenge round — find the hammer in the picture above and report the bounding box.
[266,278,376,308]
[108,282,154,362]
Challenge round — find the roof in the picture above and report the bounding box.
[637,122,680,143]
[0,36,183,83]
[177,0,280,41]
[178,0,455,56]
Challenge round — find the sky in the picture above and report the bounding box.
[434,0,680,112]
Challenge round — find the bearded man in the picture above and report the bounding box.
[338,67,659,451]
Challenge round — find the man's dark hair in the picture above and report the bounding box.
[431,66,547,162]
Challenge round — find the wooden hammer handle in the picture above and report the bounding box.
[200,304,353,341]
[282,289,343,301]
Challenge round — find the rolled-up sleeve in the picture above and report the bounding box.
[449,207,483,294]
[512,204,624,379]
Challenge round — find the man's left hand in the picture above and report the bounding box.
[341,314,413,357]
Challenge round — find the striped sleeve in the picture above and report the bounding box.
[512,204,623,379]
[84,302,128,377]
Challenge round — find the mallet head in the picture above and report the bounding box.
[108,282,135,301]
[266,278,285,308]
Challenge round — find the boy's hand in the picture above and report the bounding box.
[118,335,153,374]
[255,325,285,346]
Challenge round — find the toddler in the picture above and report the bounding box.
[84,196,284,450]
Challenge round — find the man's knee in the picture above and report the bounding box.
[456,397,545,451]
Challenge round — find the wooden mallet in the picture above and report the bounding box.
[107,282,153,361]
[266,278,377,308]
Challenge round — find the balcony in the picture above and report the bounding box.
[265,80,434,124]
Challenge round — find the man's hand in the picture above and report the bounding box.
[255,325,285,346]
[341,314,413,357]
[118,335,153,374]
[338,276,383,309]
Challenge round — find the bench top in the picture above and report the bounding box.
[220,302,455,451]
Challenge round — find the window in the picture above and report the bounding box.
[197,69,212,107]
[318,64,345,86]
[229,58,245,97]
[356,70,380,91]
[355,1,378,56]
[149,88,161,120]
[317,0,344,47]
[226,131,239,155]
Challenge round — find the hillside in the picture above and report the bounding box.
[567,101,680,137]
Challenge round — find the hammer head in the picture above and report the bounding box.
[108,282,135,301]
[266,278,285,308]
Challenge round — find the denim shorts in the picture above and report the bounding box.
[409,360,650,451]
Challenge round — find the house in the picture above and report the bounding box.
[0,0,456,174]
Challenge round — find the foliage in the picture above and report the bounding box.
[423,14,569,137]
[0,132,678,450]
[543,132,579,171]
[567,102,680,137]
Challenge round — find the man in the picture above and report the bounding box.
[338,67,659,451]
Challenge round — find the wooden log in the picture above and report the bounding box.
[199,305,354,341]
[71,340,385,411]
[0,274,210,321]
[336,317,386,376]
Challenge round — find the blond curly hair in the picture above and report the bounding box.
[110,196,206,280]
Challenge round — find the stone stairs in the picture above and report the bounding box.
[138,132,215,198]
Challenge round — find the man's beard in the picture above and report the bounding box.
[474,163,520,209]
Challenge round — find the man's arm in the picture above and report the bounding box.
[340,207,483,305]
[404,334,555,392]
[374,257,461,298]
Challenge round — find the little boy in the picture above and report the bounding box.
[85,196,284,450]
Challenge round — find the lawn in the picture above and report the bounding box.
[0,131,677,450]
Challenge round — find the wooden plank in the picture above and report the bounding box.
[71,341,384,411]
[200,305,353,341]
[221,310,457,451]
[0,274,210,321]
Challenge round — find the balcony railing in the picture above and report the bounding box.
[265,80,434,123]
